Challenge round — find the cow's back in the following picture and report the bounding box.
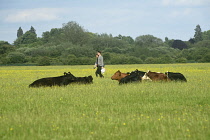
[145,71,169,81]
[166,72,187,82]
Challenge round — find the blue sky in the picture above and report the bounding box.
[0,0,210,43]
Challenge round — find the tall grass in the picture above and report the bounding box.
[0,64,210,140]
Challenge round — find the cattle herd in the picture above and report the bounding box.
[29,69,187,87]
[111,69,187,84]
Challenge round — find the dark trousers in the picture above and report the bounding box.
[95,66,104,77]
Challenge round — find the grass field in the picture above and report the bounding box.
[0,63,210,140]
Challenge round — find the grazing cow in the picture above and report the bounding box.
[119,69,145,84]
[142,70,169,81]
[111,70,128,81]
[165,72,187,82]
[29,72,76,87]
[73,75,93,84]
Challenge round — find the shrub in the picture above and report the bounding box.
[6,52,26,63]
[36,56,51,66]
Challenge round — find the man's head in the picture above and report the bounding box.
[97,51,101,55]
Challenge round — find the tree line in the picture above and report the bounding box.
[0,21,210,66]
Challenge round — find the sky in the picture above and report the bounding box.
[0,0,210,44]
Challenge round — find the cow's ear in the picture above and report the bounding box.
[119,71,121,76]
[64,72,67,75]
[68,72,71,74]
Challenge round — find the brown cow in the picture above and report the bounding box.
[142,70,169,81]
[111,70,128,81]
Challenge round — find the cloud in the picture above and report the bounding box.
[170,8,193,17]
[162,0,210,6]
[4,8,64,23]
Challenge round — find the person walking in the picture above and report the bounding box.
[95,51,104,78]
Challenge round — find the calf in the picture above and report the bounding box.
[119,69,145,84]
[111,70,128,81]
[165,72,187,82]
[142,70,169,81]
[73,75,93,84]
[29,72,76,87]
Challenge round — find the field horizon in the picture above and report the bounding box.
[0,63,210,140]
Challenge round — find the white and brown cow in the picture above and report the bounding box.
[142,70,169,81]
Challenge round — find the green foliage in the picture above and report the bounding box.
[14,31,37,46]
[36,56,51,66]
[0,41,15,54]
[6,52,26,63]
[135,34,163,47]
[1,22,210,65]
[145,57,157,64]
[194,24,203,42]
[202,30,210,40]
[62,21,89,45]
[175,57,187,63]
[201,52,210,62]
[17,27,23,38]
[29,26,36,34]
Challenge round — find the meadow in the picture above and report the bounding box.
[0,63,210,140]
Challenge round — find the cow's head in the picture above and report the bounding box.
[64,72,76,80]
[88,75,93,82]
[165,71,169,77]
[111,70,128,81]
[111,70,121,80]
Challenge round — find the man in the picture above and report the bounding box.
[95,51,104,78]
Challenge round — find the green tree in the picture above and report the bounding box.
[42,31,50,43]
[202,30,210,40]
[0,41,14,54]
[135,35,163,47]
[6,52,26,63]
[176,57,187,63]
[37,56,51,66]
[17,27,23,38]
[14,31,37,46]
[29,26,36,35]
[62,21,88,45]
[194,24,203,42]
[115,34,134,44]
[202,52,210,62]
[145,57,157,64]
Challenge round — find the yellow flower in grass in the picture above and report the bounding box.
[90,132,94,134]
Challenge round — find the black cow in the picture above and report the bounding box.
[127,69,146,78]
[119,69,145,84]
[165,72,187,82]
[73,75,93,84]
[29,72,76,87]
